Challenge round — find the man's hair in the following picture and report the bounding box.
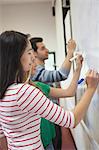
[0,30,29,99]
[30,37,43,52]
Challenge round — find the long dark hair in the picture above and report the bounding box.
[0,31,28,99]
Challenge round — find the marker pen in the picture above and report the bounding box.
[70,55,78,62]
[78,78,85,84]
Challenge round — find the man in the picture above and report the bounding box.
[30,37,76,150]
[30,37,76,82]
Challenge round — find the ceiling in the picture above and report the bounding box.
[0,0,52,4]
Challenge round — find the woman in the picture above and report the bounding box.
[27,42,83,150]
[0,31,99,150]
[24,47,83,150]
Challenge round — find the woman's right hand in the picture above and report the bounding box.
[86,70,99,90]
[75,54,83,71]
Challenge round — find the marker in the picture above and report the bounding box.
[70,55,78,62]
[78,78,85,84]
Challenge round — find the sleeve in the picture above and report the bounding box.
[17,84,75,128]
[59,67,70,79]
[0,123,5,138]
[31,66,70,82]
[34,81,50,96]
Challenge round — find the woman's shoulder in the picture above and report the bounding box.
[7,83,36,94]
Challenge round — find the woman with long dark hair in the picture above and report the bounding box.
[0,31,99,150]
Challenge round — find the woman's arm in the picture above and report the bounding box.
[49,68,80,98]
[30,55,82,98]
[73,70,99,126]
[17,70,98,128]
[49,55,83,98]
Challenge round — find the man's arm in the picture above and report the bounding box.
[31,40,76,83]
[60,39,76,75]
[32,65,69,82]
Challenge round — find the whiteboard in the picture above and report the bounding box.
[70,0,99,144]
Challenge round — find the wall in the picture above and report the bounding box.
[1,1,70,70]
[1,1,57,52]
[55,0,65,67]
[0,4,2,32]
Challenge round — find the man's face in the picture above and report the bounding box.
[35,42,49,61]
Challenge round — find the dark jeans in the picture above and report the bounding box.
[53,125,62,150]
[45,142,54,150]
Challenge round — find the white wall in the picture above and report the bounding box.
[55,0,65,67]
[1,2,57,52]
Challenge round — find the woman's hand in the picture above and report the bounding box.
[86,70,99,90]
[75,54,83,71]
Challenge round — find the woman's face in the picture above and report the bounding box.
[20,41,36,73]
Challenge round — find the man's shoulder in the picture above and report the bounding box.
[36,65,45,71]
[31,65,45,80]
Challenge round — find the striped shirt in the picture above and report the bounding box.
[0,83,75,150]
[31,65,70,83]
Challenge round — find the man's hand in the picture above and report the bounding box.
[67,39,76,56]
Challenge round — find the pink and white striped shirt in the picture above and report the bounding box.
[0,83,75,150]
